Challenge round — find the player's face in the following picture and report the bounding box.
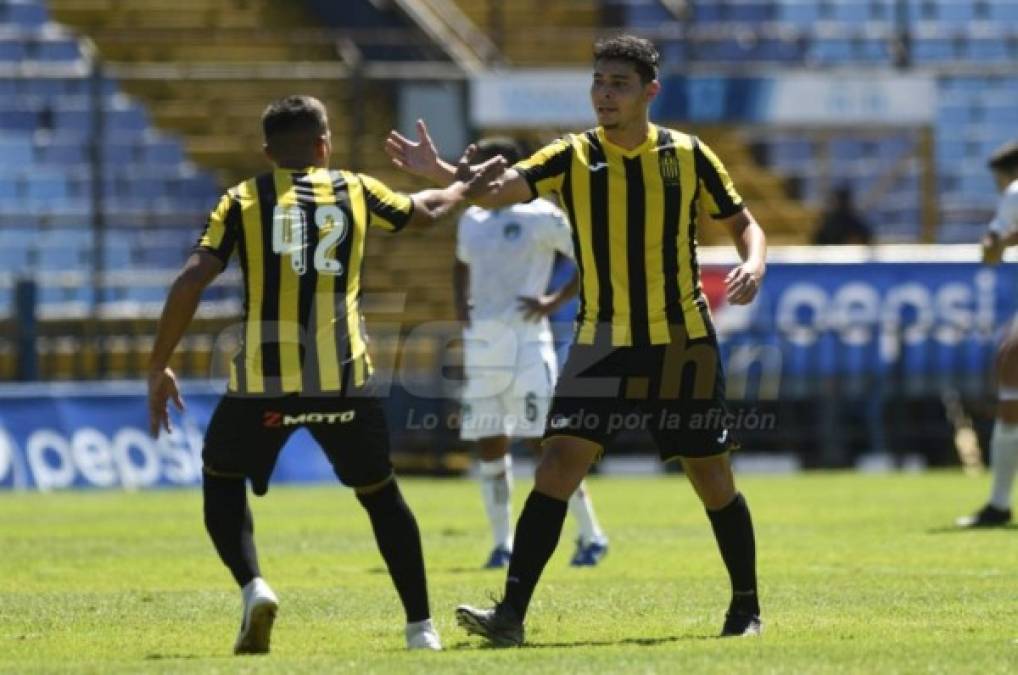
[591,59,656,129]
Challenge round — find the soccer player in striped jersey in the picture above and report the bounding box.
[387,35,767,645]
[958,140,1018,528]
[146,95,502,654]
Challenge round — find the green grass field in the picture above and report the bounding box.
[1,472,1016,674]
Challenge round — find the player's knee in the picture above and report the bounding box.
[355,476,402,513]
[534,445,590,498]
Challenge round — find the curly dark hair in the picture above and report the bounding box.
[261,95,328,142]
[593,34,660,84]
[474,137,524,166]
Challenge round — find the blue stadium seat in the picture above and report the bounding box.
[24,171,69,204]
[0,40,27,61]
[965,37,1008,61]
[0,136,34,167]
[1,2,49,28]
[139,139,184,165]
[988,1,1018,21]
[810,37,855,63]
[831,1,870,23]
[101,240,134,269]
[34,38,80,61]
[35,140,87,165]
[776,0,820,24]
[0,246,31,273]
[36,244,86,271]
[0,108,38,131]
[912,36,957,63]
[935,0,975,22]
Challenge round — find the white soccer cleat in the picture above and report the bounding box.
[234,577,279,655]
[405,618,443,651]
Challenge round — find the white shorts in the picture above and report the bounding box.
[460,325,558,441]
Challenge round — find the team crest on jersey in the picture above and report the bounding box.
[502,223,522,241]
[659,150,680,185]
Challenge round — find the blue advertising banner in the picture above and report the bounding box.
[701,257,1011,383]
[0,384,338,491]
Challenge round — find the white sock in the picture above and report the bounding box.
[989,421,1018,510]
[478,455,513,550]
[406,618,434,633]
[568,480,606,545]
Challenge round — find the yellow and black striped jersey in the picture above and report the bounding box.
[196,166,413,395]
[515,124,743,347]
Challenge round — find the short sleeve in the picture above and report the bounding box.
[693,139,744,219]
[988,189,1018,235]
[194,192,240,269]
[359,173,414,232]
[539,203,574,259]
[455,212,471,263]
[514,137,573,201]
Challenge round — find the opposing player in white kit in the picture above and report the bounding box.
[959,140,1018,527]
[454,138,609,567]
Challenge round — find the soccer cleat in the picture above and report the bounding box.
[483,546,513,569]
[956,504,1012,528]
[720,610,762,637]
[405,618,442,651]
[455,602,524,647]
[234,577,279,655]
[570,538,608,567]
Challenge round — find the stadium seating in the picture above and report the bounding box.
[618,0,1018,242]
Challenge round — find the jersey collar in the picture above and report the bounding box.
[596,123,657,158]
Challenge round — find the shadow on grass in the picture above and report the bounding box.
[144,654,202,661]
[926,524,1018,534]
[368,565,497,575]
[454,633,715,650]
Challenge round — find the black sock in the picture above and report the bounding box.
[706,492,759,615]
[203,473,260,588]
[503,490,569,619]
[357,480,430,623]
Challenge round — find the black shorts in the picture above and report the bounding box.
[203,393,393,494]
[544,325,737,461]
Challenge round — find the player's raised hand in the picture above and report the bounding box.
[725,263,763,305]
[385,119,441,179]
[147,367,184,438]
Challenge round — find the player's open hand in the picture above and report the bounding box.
[725,263,763,305]
[147,367,184,438]
[385,119,441,180]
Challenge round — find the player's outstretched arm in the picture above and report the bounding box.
[404,147,507,228]
[147,250,222,437]
[719,207,767,305]
[385,119,531,209]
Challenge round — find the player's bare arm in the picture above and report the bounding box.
[147,249,222,437]
[385,119,531,209]
[404,148,507,227]
[720,207,767,305]
[517,269,580,322]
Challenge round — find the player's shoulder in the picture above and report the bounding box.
[654,125,696,150]
[1004,179,1018,198]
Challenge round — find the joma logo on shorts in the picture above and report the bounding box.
[263,411,356,427]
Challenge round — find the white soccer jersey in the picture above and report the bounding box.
[988,179,1018,236]
[456,200,573,439]
[456,199,574,333]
